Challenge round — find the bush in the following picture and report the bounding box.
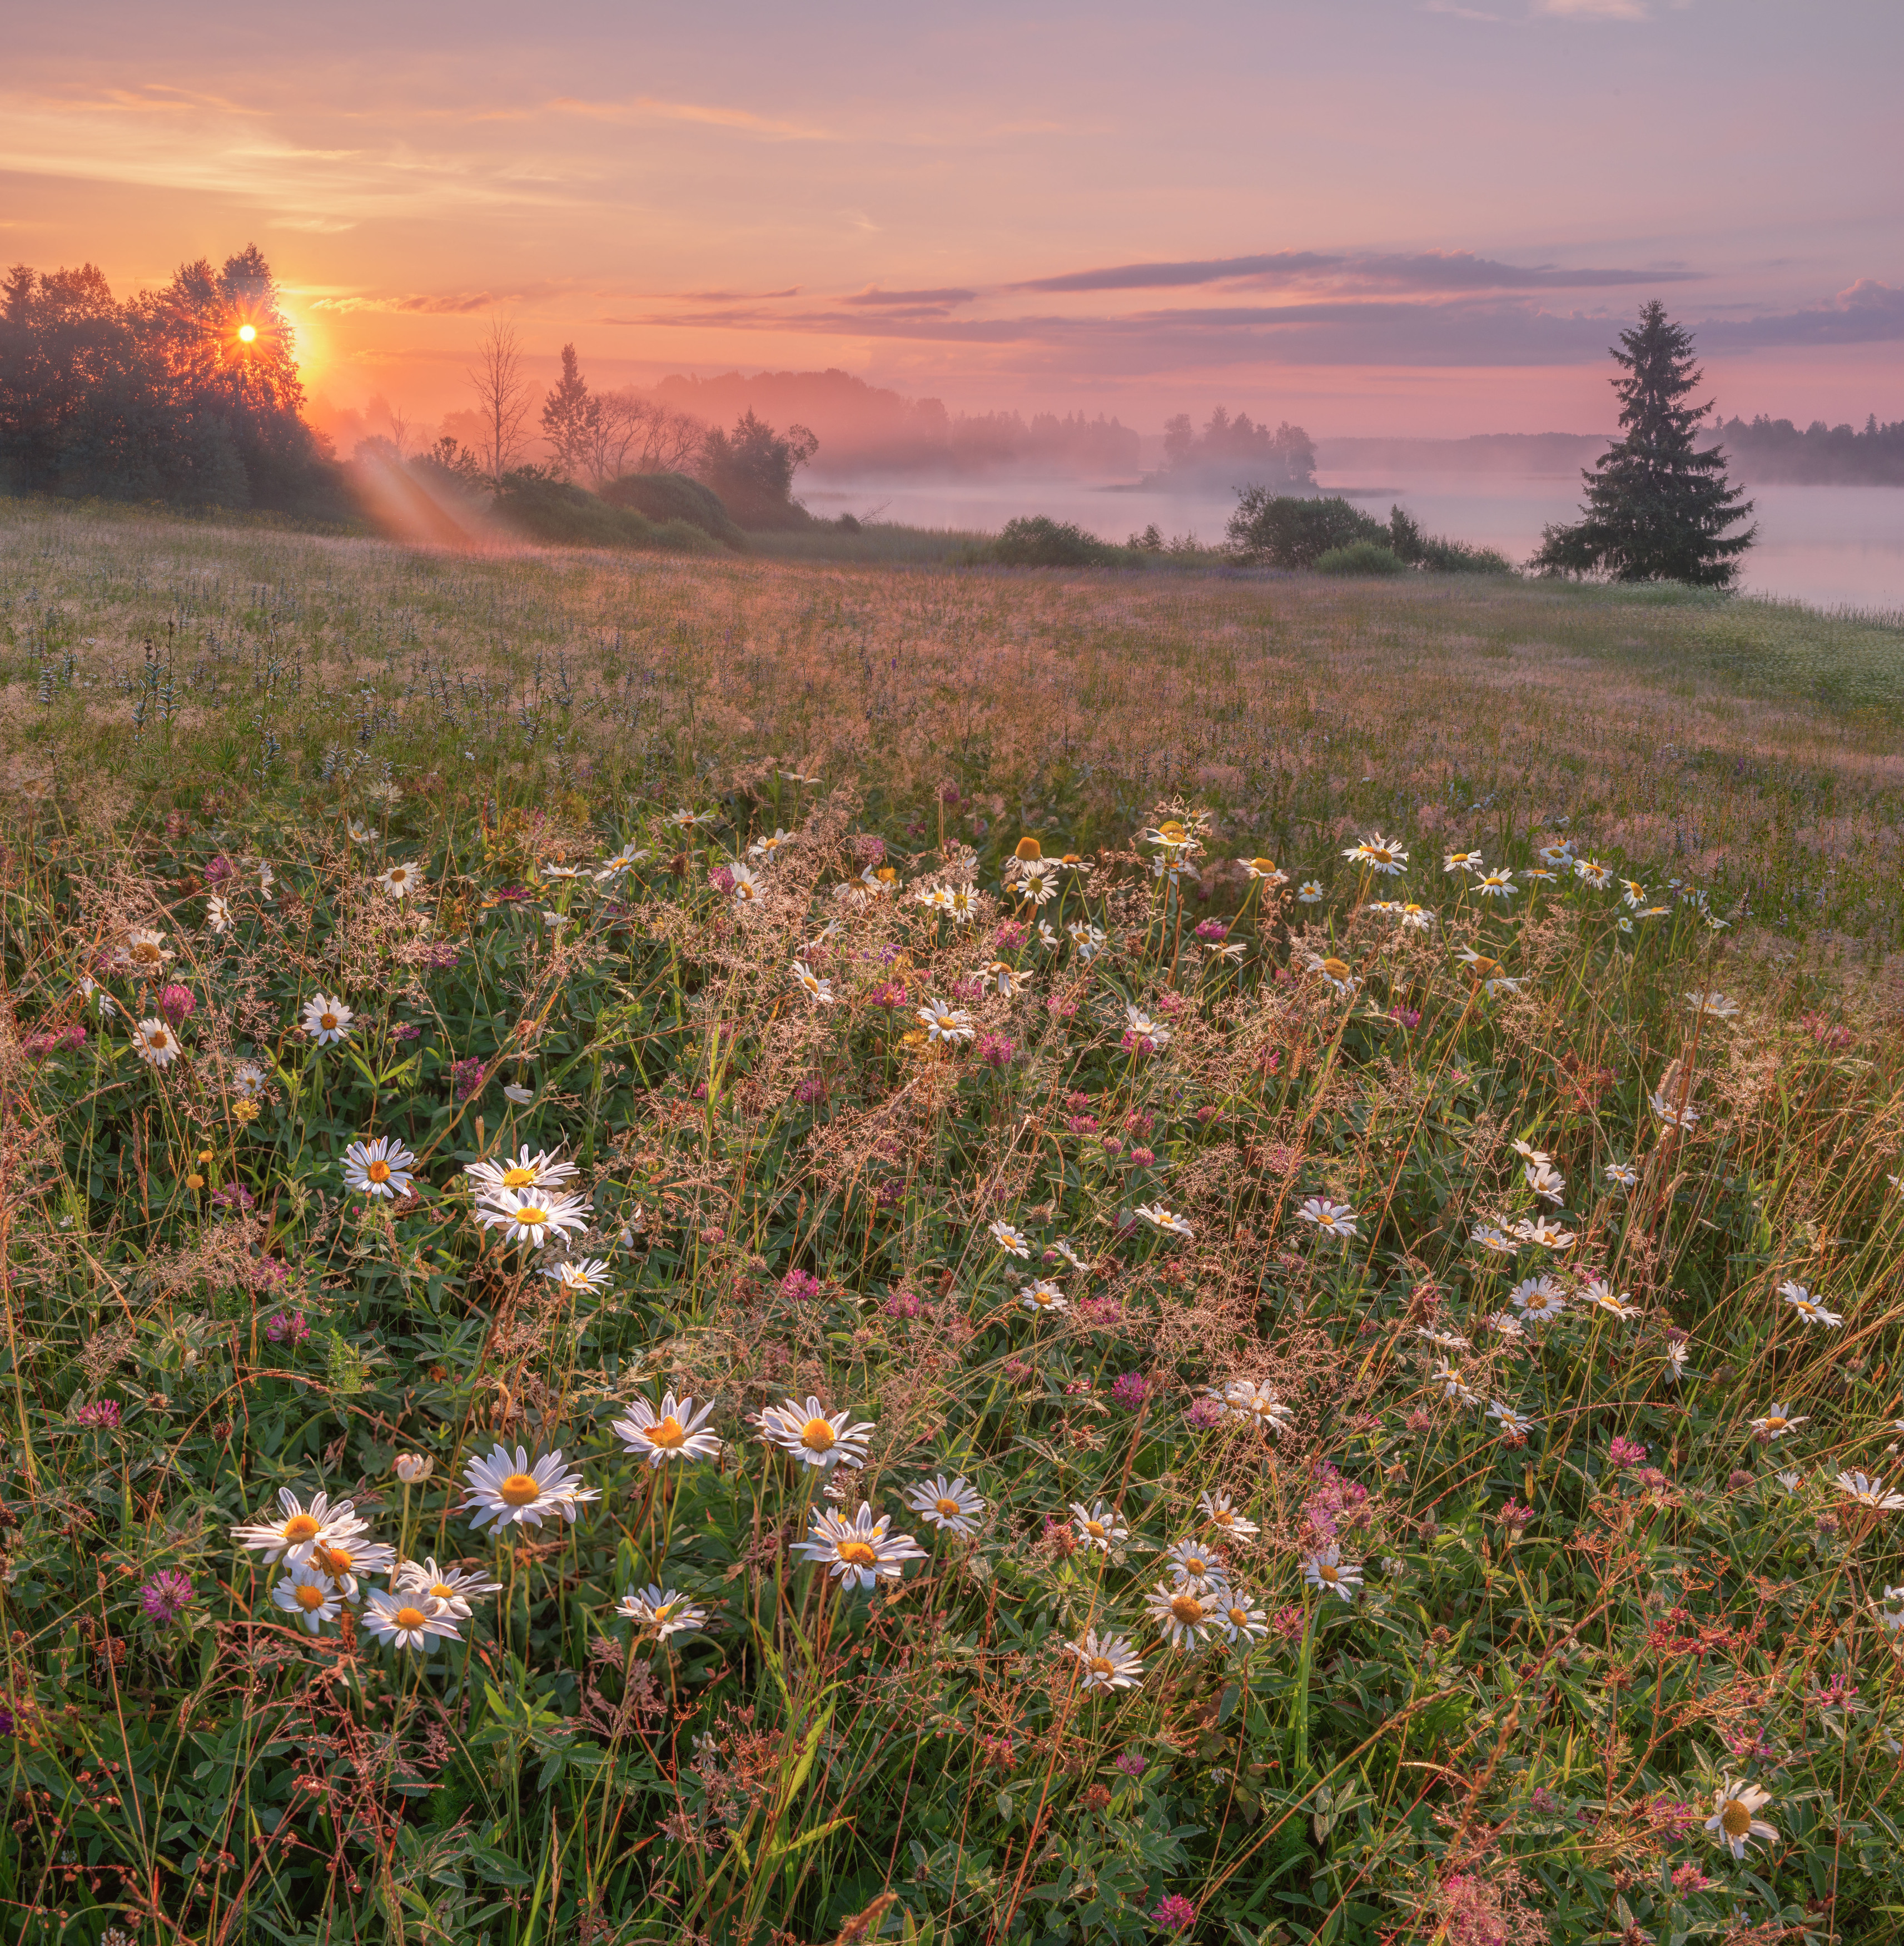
[1226,490,1386,567]
[988,515,1123,567]
[698,410,819,528]
[1315,540,1408,576]
[491,472,723,554]
[1386,505,1517,575]
[600,470,748,548]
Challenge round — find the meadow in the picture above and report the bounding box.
[2,495,1903,1946]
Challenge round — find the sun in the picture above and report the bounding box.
[237,323,257,343]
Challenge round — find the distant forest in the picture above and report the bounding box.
[1710,413,1904,485]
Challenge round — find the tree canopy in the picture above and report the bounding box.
[1531,302,1755,587]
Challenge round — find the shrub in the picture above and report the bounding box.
[491,471,722,553]
[600,469,748,548]
[1386,505,1517,575]
[1315,539,1408,577]
[1225,490,1386,567]
[988,514,1123,567]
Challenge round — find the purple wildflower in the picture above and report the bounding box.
[141,1571,194,1624]
[451,1056,489,1101]
[158,984,195,1024]
[780,1268,823,1303]
[1109,1372,1149,1410]
[210,1183,255,1214]
[1115,1753,1146,1777]
[884,1289,922,1319]
[1607,1434,1647,1470]
[75,1399,122,1430]
[978,1032,1017,1068]
[1193,919,1228,942]
[265,1309,311,1346]
[1186,1395,1225,1430]
[1151,1894,1196,1932]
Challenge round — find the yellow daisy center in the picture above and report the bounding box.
[1468,958,1499,978]
[649,1416,687,1448]
[1228,1607,1248,1626]
[1083,1520,1106,1538]
[652,1602,675,1622]
[312,1544,352,1577]
[1321,957,1352,980]
[132,941,163,964]
[499,1472,543,1506]
[295,1584,325,1610]
[836,1541,878,1567]
[428,1583,455,1602]
[1088,1655,1115,1676]
[367,1159,391,1183]
[935,1497,962,1518]
[319,1011,339,1031]
[1170,1594,1205,1625]
[1182,1556,1209,1576]
[1720,1801,1751,1838]
[394,1606,428,1630]
[501,1165,537,1188]
[1764,1416,1786,1432]
[800,1417,836,1452]
[1211,1510,1234,1527]
[514,1206,549,1228]
[281,1514,321,1544]
[148,1028,170,1049]
[1318,1562,1339,1582]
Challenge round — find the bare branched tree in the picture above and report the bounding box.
[385,404,411,460]
[584,388,706,486]
[466,317,534,483]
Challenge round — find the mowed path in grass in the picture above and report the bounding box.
[3,497,1901,950]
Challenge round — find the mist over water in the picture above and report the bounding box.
[798,472,1904,613]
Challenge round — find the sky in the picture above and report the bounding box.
[5,0,1900,440]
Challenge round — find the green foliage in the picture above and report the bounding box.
[1385,505,1517,575]
[1532,301,1757,587]
[600,468,748,548]
[988,515,1129,567]
[1314,540,1406,577]
[698,408,820,528]
[2,504,1903,1943]
[1225,492,1388,568]
[490,470,723,553]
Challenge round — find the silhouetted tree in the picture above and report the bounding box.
[697,409,818,525]
[540,342,599,480]
[1532,302,1755,585]
[467,317,534,482]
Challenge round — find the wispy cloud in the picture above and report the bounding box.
[545,95,834,141]
[1536,0,1649,18]
[845,287,978,307]
[1013,249,1699,296]
[311,291,498,315]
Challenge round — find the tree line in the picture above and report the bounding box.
[0,246,342,515]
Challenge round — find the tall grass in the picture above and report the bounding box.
[1,501,1902,1945]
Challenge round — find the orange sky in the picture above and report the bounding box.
[6,1,1899,440]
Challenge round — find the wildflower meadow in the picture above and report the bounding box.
[2,498,1903,1945]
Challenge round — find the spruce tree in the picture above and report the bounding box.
[1532,301,1755,585]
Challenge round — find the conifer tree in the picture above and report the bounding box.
[539,343,598,481]
[1532,301,1755,585]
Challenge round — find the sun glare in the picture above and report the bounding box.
[237,323,257,343]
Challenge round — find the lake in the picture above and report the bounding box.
[797,472,1904,614]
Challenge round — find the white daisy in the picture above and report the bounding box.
[1146,1580,1221,1651]
[758,1396,876,1470]
[1474,869,1517,899]
[905,1474,986,1537]
[342,1135,417,1200]
[615,1583,710,1638]
[377,862,421,898]
[790,960,835,1003]
[1216,1589,1270,1644]
[1515,1217,1576,1250]
[794,1502,926,1591]
[1579,1278,1638,1320]
[116,927,174,974]
[1343,833,1408,875]
[1199,1492,1259,1540]
[543,1258,613,1293]
[727,862,764,905]
[1488,1401,1537,1437]
[1509,1275,1567,1324]
[306,1533,399,1602]
[346,819,375,845]
[1306,954,1360,997]
[232,1488,366,1566]
[1685,991,1740,1019]
[1605,1162,1638,1188]
[473,1188,590,1249]
[207,895,233,934]
[1242,858,1288,884]
[1471,1223,1515,1256]
[610,1392,722,1466]
[1836,1471,1904,1512]
[131,1018,181,1068]
[1136,1204,1194,1239]
[502,1083,535,1104]
[1779,1282,1842,1329]
[462,1444,599,1530]
[1443,850,1483,874]
[271,1566,342,1634]
[989,1219,1033,1258]
[749,828,792,862]
[392,1557,502,1620]
[1019,1279,1067,1314]
[302,994,354,1046]
[1704,1780,1777,1860]
[1296,881,1325,903]
[1070,1500,1127,1551]
[918,998,976,1044]
[1067,1630,1145,1692]
[1302,1547,1362,1600]
[465,1145,580,1198]
[1648,1089,1700,1130]
[1297,1197,1358,1239]
[1524,1160,1567,1203]
[1123,1004,1170,1047]
[1162,1537,1227,1593]
[1747,1404,1807,1441]
[1051,1238,1089,1272]
[361,1588,460,1651]
[1220,1381,1292,1434]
